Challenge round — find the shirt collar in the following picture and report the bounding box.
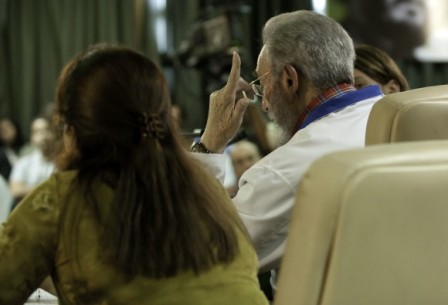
[296,83,356,130]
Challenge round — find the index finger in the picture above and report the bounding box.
[224,52,241,95]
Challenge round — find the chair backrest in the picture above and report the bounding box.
[274,140,448,305]
[366,85,448,145]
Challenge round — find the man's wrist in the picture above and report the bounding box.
[199,132,226,154]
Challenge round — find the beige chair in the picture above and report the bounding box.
[274,140,448,305]
[366,85,448,145]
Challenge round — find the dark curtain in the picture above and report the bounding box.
[166,0,204,132]
[0,0,158,138]
[399,60,448,90]
[248,0,312,67]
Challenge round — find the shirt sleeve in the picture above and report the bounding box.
[233,165,296,272]
[0,175,59,304]
[190,152,227,184]
[196,151,296,272]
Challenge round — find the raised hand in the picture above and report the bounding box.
[200,52,252,153]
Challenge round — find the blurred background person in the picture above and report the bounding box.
[226,140,261,197]
[0,117,25,180]
[355,44,410,94]
[9,116,56,206]
[0,45,268,305]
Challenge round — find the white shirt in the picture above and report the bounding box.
[196,87,383,273]
[10,149,55,188]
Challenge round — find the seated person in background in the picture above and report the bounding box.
[192,10,384,290]
[226,140,261,197]
[0,117,24,180]
[9,116,56,205]
[354,44,410,93]
[0,45,268,305]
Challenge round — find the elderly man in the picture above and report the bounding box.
[191,10,383,287]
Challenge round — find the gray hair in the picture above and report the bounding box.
[262,10,354,92]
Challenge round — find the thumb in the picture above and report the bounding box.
[234,96,250,114]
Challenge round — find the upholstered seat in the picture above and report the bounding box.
[275,140,448,305]
[366,85,448,145]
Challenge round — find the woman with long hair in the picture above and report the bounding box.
[0,45,268,305]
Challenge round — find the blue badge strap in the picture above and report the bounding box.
[301,85,382,130]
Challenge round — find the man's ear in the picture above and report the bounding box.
[383,79,400,94]
[282,64,299,95]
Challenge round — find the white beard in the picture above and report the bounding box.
[267,88,299,146]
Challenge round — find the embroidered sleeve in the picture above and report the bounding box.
[0,175,59,304]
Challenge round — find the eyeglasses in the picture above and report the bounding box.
[250,71,270,97]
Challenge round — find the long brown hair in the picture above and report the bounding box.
[55,45,245,279]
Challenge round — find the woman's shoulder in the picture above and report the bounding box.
[43,170,78,195]
[51,170,78,183]
[22,171,78,208]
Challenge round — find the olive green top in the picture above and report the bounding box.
[0,171,268,305]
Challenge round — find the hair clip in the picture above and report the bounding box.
[140,112,164,140]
